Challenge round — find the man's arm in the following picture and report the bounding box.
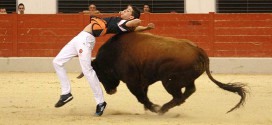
[134,23,155,32]
[125,19,142,28]
[125,19,155,32]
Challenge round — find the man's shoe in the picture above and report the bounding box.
[55,93,73,108]
[95,102,107,116]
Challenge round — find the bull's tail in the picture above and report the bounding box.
[200,48,248,113]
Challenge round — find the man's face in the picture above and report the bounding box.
[0,8,6,13]
[144,5,150,12]
[120,6,134,20]
[89,4,96,11]
[18,5,25,12]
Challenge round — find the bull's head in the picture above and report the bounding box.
[92,59,120,95]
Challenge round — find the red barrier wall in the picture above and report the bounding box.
[0,13,271,57]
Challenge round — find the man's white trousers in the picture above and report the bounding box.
[53,31,104,104]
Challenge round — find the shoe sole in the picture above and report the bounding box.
[95,103,106,116]
[55,96,73,108]
[63,96,73,103]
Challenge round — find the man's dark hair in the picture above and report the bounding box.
[18,3,25,8]
[131,6,141,19]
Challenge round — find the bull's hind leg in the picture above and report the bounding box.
[126,84,160,113]
[183,82,196,100]
[159,81,196,114]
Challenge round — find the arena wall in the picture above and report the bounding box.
[1,13,271,57]
[0,13,271,73]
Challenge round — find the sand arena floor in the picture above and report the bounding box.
[0,72,271,125]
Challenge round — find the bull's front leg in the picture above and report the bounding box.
[126,83,160,113]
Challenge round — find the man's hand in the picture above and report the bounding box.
[146,23,155,30]
[134,22,155,32]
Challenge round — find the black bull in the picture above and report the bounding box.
[77,32,247,114]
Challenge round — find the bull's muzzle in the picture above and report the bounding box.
[106,88,117,95]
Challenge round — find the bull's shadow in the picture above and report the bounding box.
[107,109,183,118]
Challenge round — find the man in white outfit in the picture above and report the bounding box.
[53,6,155,116]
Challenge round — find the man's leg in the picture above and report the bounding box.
[79,59,105,104]
[76,34,106,116]
[53,38,77,107]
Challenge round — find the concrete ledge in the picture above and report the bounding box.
[0,57,271,74]
[0,57,81,73]
[209,57,272,74]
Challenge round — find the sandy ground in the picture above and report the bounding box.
[0,72,271,125]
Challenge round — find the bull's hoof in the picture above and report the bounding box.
[152,104,161,112]
[147,104,161,113]
[76,73,84,79]
[158,107,168,115]
[158,110,166,115]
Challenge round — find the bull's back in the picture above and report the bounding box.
[106,32,205,82]
[116,32,200,66]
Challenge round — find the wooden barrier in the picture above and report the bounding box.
[0,13,271,57]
